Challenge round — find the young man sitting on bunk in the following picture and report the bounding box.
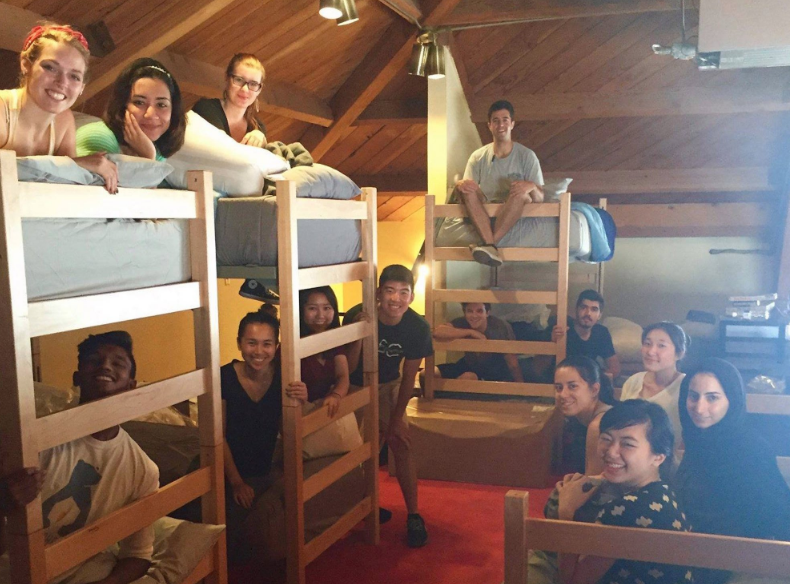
[345,265,433,548]
[455,99,545,267]
[2,331,159,584]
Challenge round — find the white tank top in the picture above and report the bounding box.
[0,88,56,155]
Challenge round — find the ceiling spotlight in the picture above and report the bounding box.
[337,0,359,25]
[408,41,429,76]
[425,43,445,79]
[319,0,344,19]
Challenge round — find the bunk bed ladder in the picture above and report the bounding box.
[424,192,572,400]
[277,181,379,584]
[0,150,227,584]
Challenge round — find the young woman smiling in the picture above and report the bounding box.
[620,322,688,445]
[76,57,186,161]
[0,23,117,190]
[554,356,615,475]
[675,358,790,584]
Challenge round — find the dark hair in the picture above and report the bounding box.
[379,264,414,290]
[299,286,340,337]
[576,289,604,310]
[679,358,746,441]
[642,322,689,357]
[224,53,265,133]
[104,57,186,158]
[600,400,675,478]
[461,302,491,313]
[78,330,136,378]
[237,303,280,341]
[555,355,615,405]
[488,100,514,121]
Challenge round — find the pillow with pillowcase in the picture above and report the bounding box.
[16,155,173,189]
[265,163,362,200]
[542,178,572,201]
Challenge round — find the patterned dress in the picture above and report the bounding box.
[595,481,694,584]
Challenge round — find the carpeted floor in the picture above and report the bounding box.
[230,470,552,584]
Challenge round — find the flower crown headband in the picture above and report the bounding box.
[23,25,89,53]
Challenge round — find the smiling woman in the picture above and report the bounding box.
[76,57,186,163]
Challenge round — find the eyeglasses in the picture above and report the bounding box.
[229,75,262,92]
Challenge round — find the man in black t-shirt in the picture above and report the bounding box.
[552,289,620,379]
[345,265,433,548]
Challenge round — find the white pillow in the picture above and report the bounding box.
[301,403,363,459]
[166,111,289,195]
[543,178,572,201]
[267,163,361,200]
[603,316,644,364]
[106,154,174,188]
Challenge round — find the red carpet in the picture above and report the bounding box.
[230,470,552,584]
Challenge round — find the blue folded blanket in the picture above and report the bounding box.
[571,202,612,262]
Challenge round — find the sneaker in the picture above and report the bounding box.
[239,280,280,304]
[379,507,393,524]
[407,513,428,548]
[470,244,503,267]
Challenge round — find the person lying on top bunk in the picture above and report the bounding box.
[2,331,159,584]
[285,286,350,416]
[0,22,118,191]
[519,290,620,383]
[426,301,524,385]
[189,53,280,306]
[529,400,692,584]
[675,358,790,584]
[345,265,433,548]
[454,99,544,268]
[621,322,688,449]
[76,57,186,162]
[554,356,614,476]
[221,304,282,564]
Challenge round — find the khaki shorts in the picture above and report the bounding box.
[351,378,405,436]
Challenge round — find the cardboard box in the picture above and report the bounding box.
[406,397,561,488]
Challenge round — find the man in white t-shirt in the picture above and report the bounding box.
[2,331,159,584]
[456,99,545,267]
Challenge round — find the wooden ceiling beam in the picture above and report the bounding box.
[350,173,426,193]
[441,0,680,27]
[355,99,427,125]
[80,0,238,104]
[154,51,333,126]
[609,202,773,237]
[546,167,774,195]
[471,85,790,121]
[0,3,39,52]
[375,0,422,23]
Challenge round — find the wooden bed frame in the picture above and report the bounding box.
[422,192,572,400]
[504,390,790,584]
[275,181,379,584]
[0,150,226,584]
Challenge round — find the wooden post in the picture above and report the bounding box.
[277,180,306,584]
[555,192,571,363]
[361,187,380,545]
[424,195,436,400]
[188,170,227,584]
[504,490,529,584]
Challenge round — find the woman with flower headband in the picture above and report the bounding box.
[0,22,119,191]
[76,57,187,162]
[192,53,267,147]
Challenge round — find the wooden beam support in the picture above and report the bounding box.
[422,0,465,26]
[0,3,39,52]
[442,0,680,27]
[470,85,790,121]
[609,202,773,237]
[545,167,774,195]
[80,0,238,103]
[355,99,427,125]
[154,51,333,126]
[350,173,426,194]
[375,0,422,23]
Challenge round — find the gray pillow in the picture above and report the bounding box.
[542,178,573,201]
[267,163,361,199]
[16,155,173,188]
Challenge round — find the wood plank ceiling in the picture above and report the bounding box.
[0,0,788,227]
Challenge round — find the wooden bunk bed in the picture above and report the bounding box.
[503,391,790,584]
[423,192,572,400]
[0,150,226,584]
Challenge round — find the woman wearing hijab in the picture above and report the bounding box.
[676,358,790,584]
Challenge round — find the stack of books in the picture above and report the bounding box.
[725,293,777,320]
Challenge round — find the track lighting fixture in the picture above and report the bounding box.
[425,42,445,79]
[320,0,358,25]
[337,0,359,25]
[407,32,445,79]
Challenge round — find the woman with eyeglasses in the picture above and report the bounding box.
[191,53,267,147]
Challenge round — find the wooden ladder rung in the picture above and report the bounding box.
[434,339,557,355]
[432,289,558,305]
[436,378,556,398]
[303,443,372,501]
[302,387,371,437]
[304,496,372,564]
[298,262,369,289]
[434,247,559,262]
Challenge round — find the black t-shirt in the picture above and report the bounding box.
[549,316,616,363]
[221,360,281,479]
[191,97,267,137]
[344,304,433,386]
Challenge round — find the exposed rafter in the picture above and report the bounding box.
[441,0,680,27]
[350,173,427,194]
[355,99,427,125]
[154,51,333,126]
[375,0,422,24]
[610,202,773,237]
[0,3,39,52]
[470,85,790,121]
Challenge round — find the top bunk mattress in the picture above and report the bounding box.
[215,195,361,268]
[435,211,591,261]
